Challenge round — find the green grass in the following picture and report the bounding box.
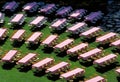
[0,15,119,82]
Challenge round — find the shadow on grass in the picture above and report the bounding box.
[17,65,31,72]
[12,40,25,48]
[69,56,78,62]
[97,43,110,49]
[47,15,57,22]
[10,22,26,30]
[42,47,54,54]
[4,11,14,16]
[31,25,47,32]
[67,34,80,39]
[85,21,101,27]
[0,36,8,46]
[51,27,66,35]
[2,62,16,70]
[73,76,85,82]
[95,62,118,73]
[47,74,60,81]
[56,51,67,57]
[81,37,96,43]
[33,69,46,77]
[117,77,120,82]
[25,12,38,17]
[0,22,4,27]
[27,44,40,50]
[68,18,83,23]
[80,60,93,67]
[112,48,120,54]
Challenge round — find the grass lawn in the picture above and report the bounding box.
[0,14,119,82]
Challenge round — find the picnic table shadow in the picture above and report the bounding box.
[33,69,46,77]
[81,37,96,43]
[95,62,119,73]
[117,76,120,82]
[67,34,80,39]
[27,44,40,50]
[17,65,32,72]
[47,74,60,81]
[72,76,85,82]
[30,25,47,32]
[2,62,16,70]
[12,40,25,48]
[56,51,67,57]
[42,47,54,54]
[80,60,93,67]
[0,36,8,46]
[69,56,78,62]
[112,48,120,54]
[97,43,110,49]
[10,22,26,30]
[51,27,66,35]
